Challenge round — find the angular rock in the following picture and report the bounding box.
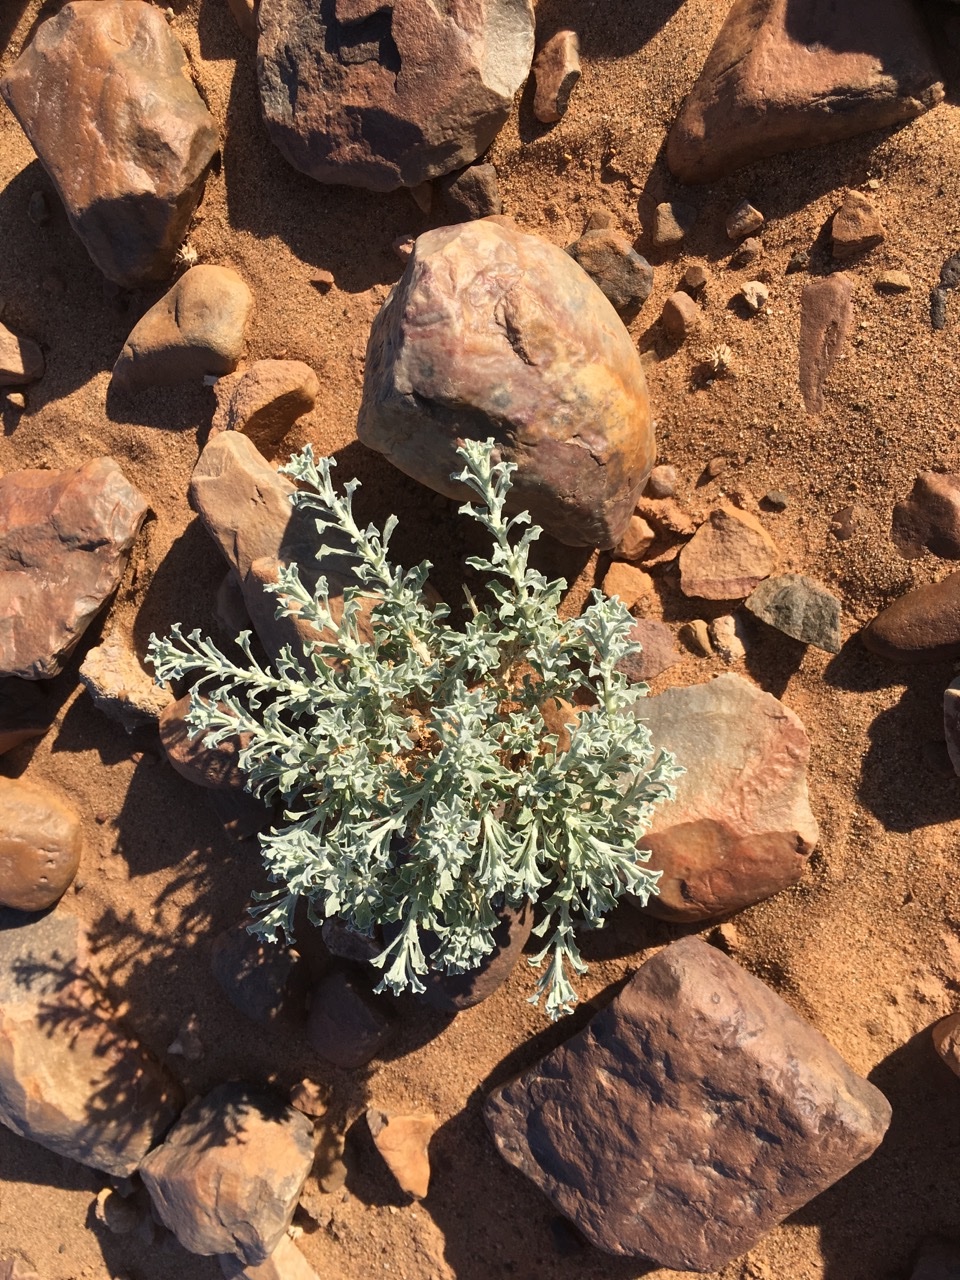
[79,628,171,732]
[210,920,308,1027]
[437,165,502,222]
[666,0,944,184]
[932,1013,960,1076]
[0,775,83,912]
[679,617,713,656]
[660,290,700,342]
[0,323,43,387]
[631,673,819,921]
[725,199,763,241]
[740,280,769,313]
[566,230,654,314]
[651,200,696,249]
[140,1083,316,1265]
[862,572,960,662]
[159,694,250,791]
[601,562,653,612]
[306,969,395,1067]
[730,235,762,268]
[219,1237,320,1280]
[366,1108,436,1199]
[614,618,680,684]
[532,29,581,124]
[485,936,891,1270]
[709,612,748,663]
[358,220,656,548]
[645,464,677,499]
[679,504,778,600]
[744,572,842,652]
[932,286,950,331]
[0,458,148,680]
[211,360,320,454]
[892,472,960,560]
[112,266,253,391]
[257,0,535,191]
[876,270,912,293]
[0,0,219,287]
[0,679,52,755]
[799,273,854,414]
[613,514,655,562]
[680,264,708,298]
[832,190,885,262]
[0,910,182,1175]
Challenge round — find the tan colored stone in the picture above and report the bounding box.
[532,30,581,124]
[932,1012,960,1077]
[1,1,219,286]
[211,360,319,453]
[358,220,656,548]
[799,274,854,414]
[725,199,763,241]
[661,291,700,342]
[667,0,943,184]
[112,266,253,391]
[679,505,778,600]
[79,627,171,732]
[602,562,653,612]
[0,322,43,387]
[614,514,656,562]
[219,1237,320,1280]
[832,190,885,261]
[0,458,148,680]
[258,0,535,191]
[367,1109,437,1199]
[0,776,82,912]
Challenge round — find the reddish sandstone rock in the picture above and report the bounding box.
[666,0,943,184]
[366,1108,437,1199]
[0,776,83,912]
[615,618,680,684]
[799,274,854,414]
[359,220,656,548]
[0,1,219,287]
[141,1083,316,1264]
[832,190,885,262]
[892,472,960,560]
[159,694,250,791]
[211,360,320,453]
[862,572,960,662]
[601,562,653,612]
[485,936,891,1270]
[0,911,183,1176]
[112,267,253,391]
[0,458,148,680]
[631,673,818,921]
[0,323,43,387]
[257,0,535,191]
[679,504,778,600]
[532,30,581,124]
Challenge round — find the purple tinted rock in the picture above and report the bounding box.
[306,970,395,1068]
[615,619,680,683]
[210,921,308,1027]
[862,572,960,662]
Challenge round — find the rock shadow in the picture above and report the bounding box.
[791,1026,960,1280]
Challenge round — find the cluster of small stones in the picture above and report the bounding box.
[3,0,960,1274]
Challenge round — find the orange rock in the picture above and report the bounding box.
[0,775,82,911]
[602,562,654,612]
[679,505,777,600]
[366,1108,438,1200]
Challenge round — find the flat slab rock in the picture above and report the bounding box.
[631,673,818,922]
[0,910,183,1176]
[1,0,219,287]
[358,219,656,549]
[666,0,943,183]
[799,274,854,415]
[140,1082,316,1264]
[485,936,892,1271]
[0,458,148,680]
[258,0,534,191]
[679,504,778,600]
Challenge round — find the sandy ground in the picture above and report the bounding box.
[4,1,960,1277]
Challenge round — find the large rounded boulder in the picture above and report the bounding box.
[358,219,656,548]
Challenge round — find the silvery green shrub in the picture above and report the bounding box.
[148,439,681,1019]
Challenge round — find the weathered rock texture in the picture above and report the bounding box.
[0,459,149,680]
[532,30,581,124]
[632,673,818,922]
[79,627,171,732]
[219,1237,320,1280]
[159,694,250,791]
[211,359,319,453]
[862,572,960,662]
[679,504,778,600]
[666,0,944,184]
[0,776,83,912]
[257,0,535,191]
[140,1083,316,1264]
[566,230,654,313]
[799,274,854,414]
[485,936,891,1269]
[358,220,656,548]
[112,266,253,391]
[0,910,182,1175]
[366,1108,436,1199]
[892,472,960,560]
[0,1,219,287]
[744,572,842,652]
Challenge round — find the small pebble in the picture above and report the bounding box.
[709,614,747,663]
[645,464,677,499]
[567,230,654,313]
[393,234,415,262]
[583,206,617,232]
[679,618,713,656]
[651,200,697,249]
[931,287,949,330]
[661,290,700,342]
[27,190,50,226]
[725,199,763,241]
[940,253,960,290]
[704,455,727,480]
[761,491,789,512]
[875,270,911,294]
[729,236,762,268]
[615,514,656,562]
[601,561,653,612]
[312,268,334,290]
[785,249,810,274]
[740,280,769,313]
[831,190,884,261]
[829,505,858,541]
[5,391,26,411]
[680,263,708,298]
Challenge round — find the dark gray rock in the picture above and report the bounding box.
[210,921,308,1027]
[566,229,654,313]
[485,936,892,1270]
[744,572,842,652]
[438,165,501,222]
[306,969,395,1068]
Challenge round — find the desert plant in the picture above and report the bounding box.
[148,439,682,1018]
